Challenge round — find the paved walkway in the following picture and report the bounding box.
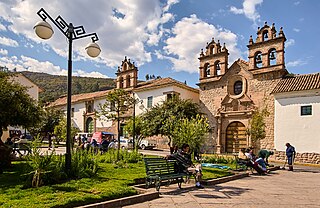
[124,165,320,208]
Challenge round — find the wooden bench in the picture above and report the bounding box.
[144,157,189,191]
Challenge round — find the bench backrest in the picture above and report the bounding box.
[144,157,176,176]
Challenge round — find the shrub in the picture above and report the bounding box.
[97,149,143,164]
[202,154,236,164]
[26,139,98,187]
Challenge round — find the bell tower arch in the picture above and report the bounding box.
[247,22,287,78]
[199,38,229,80]
[116,56,138,89]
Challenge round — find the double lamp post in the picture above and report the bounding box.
[34,8,101,171]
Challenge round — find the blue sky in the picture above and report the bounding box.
[0,0,319,88]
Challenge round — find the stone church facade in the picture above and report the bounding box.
[198,22,288,154]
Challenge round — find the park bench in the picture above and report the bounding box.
[144,157,189,191]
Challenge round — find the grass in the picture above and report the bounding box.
[0,161,145,208]
[0,157,233,208]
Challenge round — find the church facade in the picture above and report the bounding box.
[198,22,288,154]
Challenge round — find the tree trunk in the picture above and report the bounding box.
[117,110,120,161]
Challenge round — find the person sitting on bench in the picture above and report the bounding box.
[166,143,204,188]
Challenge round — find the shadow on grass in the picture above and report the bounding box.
[0,162,30,190]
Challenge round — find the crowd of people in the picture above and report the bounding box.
[238,143,296,174]
[76,134,116,154]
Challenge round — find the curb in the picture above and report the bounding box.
[76,191,159,208]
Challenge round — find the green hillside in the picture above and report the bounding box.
[21,71,116,104]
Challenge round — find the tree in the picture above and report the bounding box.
[98,89,134,159]
[0,72,43,138]
[54,118,78,144]
[247,107,270,150]
[123,116,145,150]
[171,115,209,151]
[145,74,150,81]
[29,107,63,143]
[141,97,201,148]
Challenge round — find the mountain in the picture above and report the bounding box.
[21,71,116,104]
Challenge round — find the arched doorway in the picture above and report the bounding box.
[86,117,94,133]
[225,122,247,153]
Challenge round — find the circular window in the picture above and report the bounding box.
[234,81,243,95]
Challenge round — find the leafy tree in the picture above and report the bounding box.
[98,89,134,159]
[0,72,43,138]
[247,107,270,150]
[145,74,149,81]
[123,116,145,150]
[54,118,78,144]
[171,115,209,151]
[141,97,201,148]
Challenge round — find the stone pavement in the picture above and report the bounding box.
[124,165,320,208]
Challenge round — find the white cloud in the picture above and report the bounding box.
[287,59,307,67]
[230,0,263,24]
[1,0,179,68]
[294,1,300,6]
[286,39,295,47]
[0,22,6,31]
[161,14,241,73]
[0,48,8,55]
[163,0,180,12]
[293,28,300,32]
[0,54,109,78]
[0,36,19,47]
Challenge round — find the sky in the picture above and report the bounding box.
[0,0,319,88]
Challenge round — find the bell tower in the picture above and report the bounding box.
[116,56,138,89]
[247,22,287,77]
[199,38,229,81]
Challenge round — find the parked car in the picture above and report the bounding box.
[138,139,157,150]
[115,138,133,149]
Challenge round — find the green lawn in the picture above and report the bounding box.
[0,160,233,208]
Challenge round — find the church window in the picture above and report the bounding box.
[119,77,124,88]
[255,52,262,68]
[268,49,276,66]
[263,30,268,41]
[215,61,221,75]
[205,64,210,77]
[234,81,243,95]
[126,75,130,87]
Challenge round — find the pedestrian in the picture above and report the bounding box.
[166,143,204,188]
[285,143,296,171]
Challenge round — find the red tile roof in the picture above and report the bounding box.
[48,89,111,107]
[134,77,199,93]
[272,73,320,93]
[48,77,198,107]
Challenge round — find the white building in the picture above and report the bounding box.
[272,73,320,163]
[49,57,199,139]
[1,73,42,141]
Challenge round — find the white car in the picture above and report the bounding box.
[138,139,157,150]
[114,138,133,149]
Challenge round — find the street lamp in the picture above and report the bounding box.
[34,8,101,171]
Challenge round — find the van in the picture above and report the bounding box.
[91,132,114,144]
[75,133,92,141]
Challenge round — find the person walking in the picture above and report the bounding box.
[285,143,296,171]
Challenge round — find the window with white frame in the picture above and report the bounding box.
[147,96,153,108]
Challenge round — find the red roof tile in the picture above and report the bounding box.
[272,73,320,93]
